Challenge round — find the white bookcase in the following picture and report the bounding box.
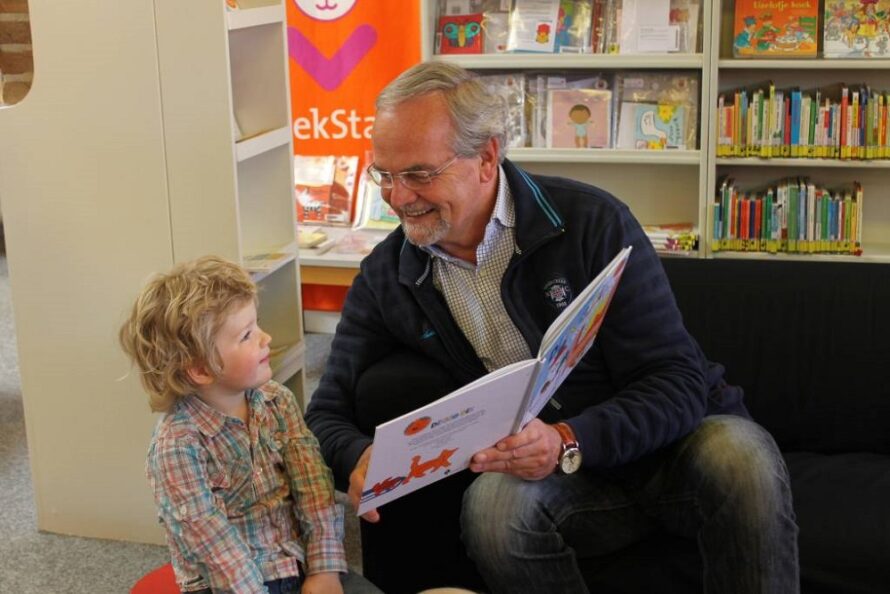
[155,0,307,401]
[418,0,890,264]
[420,0,713,257]
[708,0,890,263]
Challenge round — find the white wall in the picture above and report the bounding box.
[0,1,171,543]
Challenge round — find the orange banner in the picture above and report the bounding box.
[287,0,422,161]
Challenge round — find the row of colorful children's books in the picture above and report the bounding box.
[716,84,890,160]
[712,178,864,255]
[435,0,701,55]
[479,70,699,150]
[733,0,890,59]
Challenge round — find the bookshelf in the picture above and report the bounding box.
[413,1,890,264]
[421,0,713,257]
[708,0,890,263]
[154,0,307,403]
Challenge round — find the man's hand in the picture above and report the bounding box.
[347,446,380,523]
[469,418,562,480]
[301,571,343,594]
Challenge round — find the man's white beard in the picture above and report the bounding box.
[401,215,449,247]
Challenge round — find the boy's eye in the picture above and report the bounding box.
[241,330,252,342]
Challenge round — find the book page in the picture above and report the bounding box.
[358,359,537,514]
[518,246,631,428]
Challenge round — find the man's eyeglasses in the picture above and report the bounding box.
[366,155,460,190]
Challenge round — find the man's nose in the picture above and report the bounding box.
[385,178,417,208]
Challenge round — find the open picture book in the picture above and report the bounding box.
[357,246,632,514]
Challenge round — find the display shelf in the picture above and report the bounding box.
[246,245,297,283]
[716,158,890,169]
[235,125,291,161]
[226,4,284,31]
[718,59,890,70]
[434,53,704,70]
[509,148,701,165]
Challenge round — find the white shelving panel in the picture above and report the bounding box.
[155,0,307,402]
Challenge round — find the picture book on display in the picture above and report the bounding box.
[506,0,561,53]
[547,88,613,148]
[555,0,593,53]
[294,155,358,226]
[733,0,818,58]
[358,247,632,514]
[617,102,687,149]
[353,171,400,232]
[824,0,890,58]
[438,13,484,54]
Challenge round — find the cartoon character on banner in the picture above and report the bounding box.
[289,0,376,92]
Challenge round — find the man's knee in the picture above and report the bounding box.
[461,473,552,553]
[685,416,791,517]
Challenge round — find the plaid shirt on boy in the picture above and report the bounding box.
[147,381,346,593]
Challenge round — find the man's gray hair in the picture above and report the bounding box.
[376,62,507,163]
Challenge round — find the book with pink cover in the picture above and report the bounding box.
[547,88,613,148]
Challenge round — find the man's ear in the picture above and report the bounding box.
[187,363,215,387]
[478,136,501,183]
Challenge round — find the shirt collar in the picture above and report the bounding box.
[178,386,276,437]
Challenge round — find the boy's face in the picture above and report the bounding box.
[212,300,272,396]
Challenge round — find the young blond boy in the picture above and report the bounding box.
[120,256,379,594]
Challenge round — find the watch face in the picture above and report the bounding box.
[560,448,582,474]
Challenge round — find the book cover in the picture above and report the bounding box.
[353,172,400,231]
[438,13,484,54]
[547,88,613,148]
[506,0,561,53]
[733,0,818,58]
[824,0,890,58]
[294,155,357,226]
[616,102,687,149]
[555,0,593,53]
[358,247,632,514]
[618,0,675,54]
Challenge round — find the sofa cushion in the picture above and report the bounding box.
[785,452,890,594]
[662,258,890,455]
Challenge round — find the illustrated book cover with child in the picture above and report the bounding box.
[357,246,632,514]
[547,88,613,148]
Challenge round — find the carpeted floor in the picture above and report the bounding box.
[0,249,355,592]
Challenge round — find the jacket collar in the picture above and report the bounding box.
[397,158,565,286]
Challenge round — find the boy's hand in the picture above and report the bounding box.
[301,571,343,594]
[348,446,380,523]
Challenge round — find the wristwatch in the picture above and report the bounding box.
[554,422,582,475]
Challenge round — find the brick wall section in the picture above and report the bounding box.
[0,0,32,105]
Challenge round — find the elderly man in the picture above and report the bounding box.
[305,61,799,594]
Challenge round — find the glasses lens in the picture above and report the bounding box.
[399,171,432,190]
[367,167,392,188]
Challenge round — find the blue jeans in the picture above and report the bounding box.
[461,415,800,594]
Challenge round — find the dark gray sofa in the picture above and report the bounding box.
[350,258,890,594]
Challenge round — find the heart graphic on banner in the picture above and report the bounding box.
[288,24,377,92]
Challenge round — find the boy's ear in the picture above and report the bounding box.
[186,363,215,386]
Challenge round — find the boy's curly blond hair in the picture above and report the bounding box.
[119,255,257,412]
